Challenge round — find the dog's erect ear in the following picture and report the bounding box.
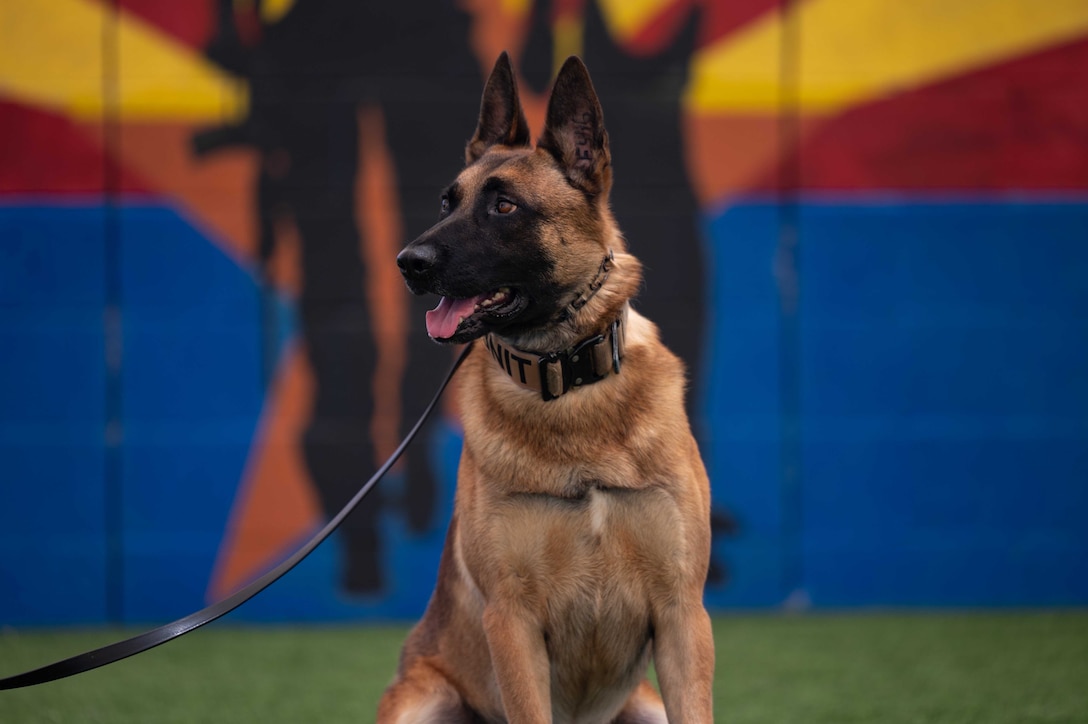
[537,56,611,197]
[466,52,531,164]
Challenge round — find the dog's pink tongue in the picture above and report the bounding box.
[426,296,478,339]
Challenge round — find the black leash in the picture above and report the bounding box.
[0,343,473,691]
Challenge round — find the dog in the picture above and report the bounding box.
[378,52,714,724]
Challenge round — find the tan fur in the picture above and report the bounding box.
[379,54,714,723]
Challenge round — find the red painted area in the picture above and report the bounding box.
[623,0,695,56]
[697,0,779,48]
[621,0,779,55]
[792,37,1088,190]
[114,0,215,50]
[0,102,150,195]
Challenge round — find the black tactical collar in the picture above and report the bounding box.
[484,307,627,401]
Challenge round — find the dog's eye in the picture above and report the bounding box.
[440,196,450,214]
[495,199,517,215]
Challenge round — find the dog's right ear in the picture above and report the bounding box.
[466,52,531,164]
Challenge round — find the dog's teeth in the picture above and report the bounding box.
[475,288,512,314]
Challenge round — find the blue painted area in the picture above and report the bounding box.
[0,204,109,624]
[117,204,276,621]
[701,197,1088,608]
[2,197,1087,626]
[0,202,290,625]
[699,203,785,609]
[795,200,1088,606]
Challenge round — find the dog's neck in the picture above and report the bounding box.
[556,250,615,324]
[498,248,641,351]
[483,248,641,401]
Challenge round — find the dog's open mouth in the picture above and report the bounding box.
[425,287,523,341]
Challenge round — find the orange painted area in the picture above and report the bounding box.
[207,342,321,601]
[106,122,259,264]
[683,112,829,204]
[684,113,778,204]
[263,216,303,299]
[205,105,414,597]
[465,0,534,78]
[357,106,407,463]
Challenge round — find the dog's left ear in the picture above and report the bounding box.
[537,56,612,197]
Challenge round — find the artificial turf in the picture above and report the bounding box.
[1,611,1085,723]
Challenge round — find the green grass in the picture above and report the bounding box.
[1,611,1086,723]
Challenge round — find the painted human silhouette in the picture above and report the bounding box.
[195,0,480,595]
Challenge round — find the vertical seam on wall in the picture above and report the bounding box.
[777,0,805,607]
[102,0,124,625]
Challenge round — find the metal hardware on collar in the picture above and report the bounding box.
[485,307,627,402]
[610,317,621,374]
[0,343,475,691]
[558,249,614,323]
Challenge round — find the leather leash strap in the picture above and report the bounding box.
[0,342,473,691]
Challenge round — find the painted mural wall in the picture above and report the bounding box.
[1,0,1087,625]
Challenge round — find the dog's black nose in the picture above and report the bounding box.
[397,244,437,280]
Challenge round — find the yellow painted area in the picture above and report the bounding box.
[500,0,532,15]
[553,15,585,73]
[260,0,295,24]
[0,0,245,121]
[597,0,675,42]
[687,0,1088,113]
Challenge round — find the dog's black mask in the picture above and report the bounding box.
[396,181,560,344]
[397,52,612,346]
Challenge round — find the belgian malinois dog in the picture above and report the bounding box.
[379,52,714,724]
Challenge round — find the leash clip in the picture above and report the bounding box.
[610,317,621,374]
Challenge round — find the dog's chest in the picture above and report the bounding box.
[508,483,651,561]
[545,510,649,629]
[484,481,680,601]
[537,488,656,720]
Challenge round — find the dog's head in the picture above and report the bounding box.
[397,52,634,349]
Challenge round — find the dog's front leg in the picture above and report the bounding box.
[653,601,715,723]
[482,603,551,724]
